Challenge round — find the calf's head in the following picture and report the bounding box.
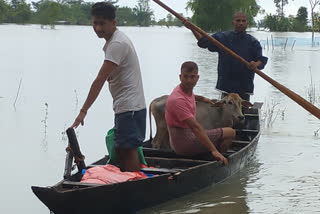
[212,93,253,127]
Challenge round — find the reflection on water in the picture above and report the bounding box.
[140,156,263,214]
[139,172,250,214]
[1,24,320,214]
[245,135,320,214]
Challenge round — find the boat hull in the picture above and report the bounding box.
[32,104,261,214]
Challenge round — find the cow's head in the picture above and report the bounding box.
[212,93,253,127]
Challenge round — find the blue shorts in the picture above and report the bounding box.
[114,108,146,149]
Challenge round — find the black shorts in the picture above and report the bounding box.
[114,108,146,149]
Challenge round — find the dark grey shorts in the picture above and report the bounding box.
[114,108,146,149]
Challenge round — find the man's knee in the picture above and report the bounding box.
[116,148,140,172]
[222,127,235,139]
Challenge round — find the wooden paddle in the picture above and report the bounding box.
[153,0,320,120]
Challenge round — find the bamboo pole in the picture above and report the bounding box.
[291,40,296,50]
[284,38,288,50]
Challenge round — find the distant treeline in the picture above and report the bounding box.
[0,0,183,27]
[1,0,320,32]
[259,7,320,32]
[187,0,320,32]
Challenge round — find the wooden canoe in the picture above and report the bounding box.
[31,103,262,214]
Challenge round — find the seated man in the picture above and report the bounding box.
[165,61,235,165]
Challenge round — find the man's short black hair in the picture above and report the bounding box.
[181,61,198,73]
[232,12,247,20]
[91,2,116,20]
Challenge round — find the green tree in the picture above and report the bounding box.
[172,16,183,27]
[274,0,288,16]
[292,7,308,32]
[35,0,61,27]
[11,0,22,8]
[163,14,183,27]
[10,0,32,23]
[0,0,10,23]
[314,12,320,32]
[186,0,259,32]
[58,0,92,25]
[133,0,153,26]
[264,14,292,31]
[157,18,166,26]
[116,6,137,26]
[166,14,173,23]
[309,0,320,44]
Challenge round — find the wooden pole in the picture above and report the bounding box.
[284,38,288,50]
[64,145,73,179]
[152,0,320,120]
[291,40,296,50]
[66,128,86,172]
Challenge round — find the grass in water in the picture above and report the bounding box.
[261,100,285,128]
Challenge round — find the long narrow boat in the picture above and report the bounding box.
[31,103,262,214]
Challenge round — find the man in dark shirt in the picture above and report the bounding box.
[184,12,268,101]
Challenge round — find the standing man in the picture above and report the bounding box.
[185,12,268,101]
[70,2,146,172]
[165,61,235,165]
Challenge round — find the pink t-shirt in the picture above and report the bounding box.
[165,85,196,128]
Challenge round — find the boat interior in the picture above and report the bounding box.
[59,106,260,189]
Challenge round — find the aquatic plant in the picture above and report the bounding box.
[41,103,49,151]
[61,124,68,144]
[13,77,22,110]
[306,66,317,105]
[74,89,79,111]
[314,128,320,137]
[261,100,284,128]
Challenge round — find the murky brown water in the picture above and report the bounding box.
[1,24,320,214]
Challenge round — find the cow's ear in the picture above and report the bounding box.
[211,101,224,107]
[241,100,253,108]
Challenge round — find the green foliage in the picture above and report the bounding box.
[296,7,308,23]
[9,0,32,24]
[264,15,291,31]
[1,0,184,27]
[155,14,183,27]
[314,12,320,32]
[186,0,259,32]
[35,0,61,26]
[274,0,288,16]
[169,14,183,27]
[59,1,93,25]
[133,0,153,26]
[157,18,166,26]
[292,7,308,32]
[264,7,309,32]
[0,0,10,23]
[116,6,137,26]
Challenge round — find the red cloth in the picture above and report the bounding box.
[80,164,147,185]
[165,85,196,128]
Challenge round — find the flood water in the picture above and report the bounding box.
[1,24,320,214]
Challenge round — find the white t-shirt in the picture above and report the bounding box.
[103,29,146,114]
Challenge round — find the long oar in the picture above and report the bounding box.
[153,0,320,120]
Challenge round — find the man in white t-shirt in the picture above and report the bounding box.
[70,2,146,172]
